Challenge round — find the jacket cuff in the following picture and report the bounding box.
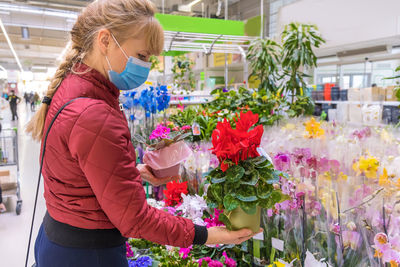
[193,225,208,245]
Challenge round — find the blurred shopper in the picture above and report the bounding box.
[0,186,5,213]
[6,90,21,121]
[26,1,257,267]
[31,92,39,112]
[24,92,29,106]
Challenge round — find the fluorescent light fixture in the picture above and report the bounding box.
[0,3,78,19]
[0,17,23,72]
[317,56,339,64]
[31,66,47,70]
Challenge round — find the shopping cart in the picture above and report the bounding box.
[0,128,22,215]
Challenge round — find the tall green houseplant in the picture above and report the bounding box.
[247,38,281,94]
[281,23,325,116]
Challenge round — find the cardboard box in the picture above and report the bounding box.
[0,170,16,191]
[348,88,361,101]
[361,87,385,102]
[349,104,363,123]
[362,104,382,125]
[386,86,398,101]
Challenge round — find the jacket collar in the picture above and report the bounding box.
[72,63,120,109]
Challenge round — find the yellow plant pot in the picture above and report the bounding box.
[225,206,261,233]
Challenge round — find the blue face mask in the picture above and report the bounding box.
[106,34,151,91]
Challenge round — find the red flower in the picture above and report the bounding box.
[163,180,188,206]
[211,111,263,172]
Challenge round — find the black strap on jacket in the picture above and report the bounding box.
[25,98,88,267]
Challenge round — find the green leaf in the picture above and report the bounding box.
[218,212,232,229]
[223,194,239,211]
[207,184,223,205]
[257,182,273,199]
[271,191,282,203]
[226,165,245,182]
[234,186,257,202]
[240,201,257,215]
[240,171,259,186]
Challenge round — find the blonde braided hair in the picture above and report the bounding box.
[26,0,164,140]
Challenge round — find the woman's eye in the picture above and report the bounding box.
[138,54,146,61]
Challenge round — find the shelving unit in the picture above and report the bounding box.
[315,100,400,106]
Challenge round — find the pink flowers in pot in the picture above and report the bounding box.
[149,125,171,140]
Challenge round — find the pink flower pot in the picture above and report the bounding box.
[143,141,192,178]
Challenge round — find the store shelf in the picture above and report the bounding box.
[170,100,210,105]
[315,101,400,106]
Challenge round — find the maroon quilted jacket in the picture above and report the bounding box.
[41,63,195,247]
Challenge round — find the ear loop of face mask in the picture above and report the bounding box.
[105,33,129,72]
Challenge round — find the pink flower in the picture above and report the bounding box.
[267,209,274,217]
[208,260,224,267]
[149,125,171,140]
[177,104,185,112]
[204,209,225,228]
[181,125,191,131]
[198,257,212,266]
[330,223,340,235]
[126,242,134,258]
[179,245,192,259]
[223,251,237,267]
[279,200,291,211]
[273,153,291,172]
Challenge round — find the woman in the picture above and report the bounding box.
[26,1,258,266]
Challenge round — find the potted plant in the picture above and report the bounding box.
[171,55,195,93]
[281,22,325,116]
[206,110,287,233]
[134,125,192,178]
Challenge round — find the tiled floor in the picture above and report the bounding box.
[0,103,45,267]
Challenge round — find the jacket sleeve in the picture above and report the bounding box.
[68,102,195,248]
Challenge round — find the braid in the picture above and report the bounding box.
[25,46,81,141]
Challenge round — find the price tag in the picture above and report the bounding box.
[253,232,264,240]
[192,123,201,136]
[271,237,284,252]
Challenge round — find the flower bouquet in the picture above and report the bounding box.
[206,110,287,233]
[134,124,192,178]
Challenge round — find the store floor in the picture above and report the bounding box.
[0,103,45,267]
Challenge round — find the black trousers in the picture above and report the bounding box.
[0,186,2,204]
[10,104,18,120]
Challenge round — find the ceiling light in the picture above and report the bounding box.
[0,17,23,72]
[31,66,47,70]
[0,3,78,19]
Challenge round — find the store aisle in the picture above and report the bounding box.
[0,103,45,267]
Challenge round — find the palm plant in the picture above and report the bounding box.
[281,23,325,103]
[247,38,281,94]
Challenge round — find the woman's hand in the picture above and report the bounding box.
[206,227,263,245]
[137,164,179,186]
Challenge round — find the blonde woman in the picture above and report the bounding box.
[26,1,258,266]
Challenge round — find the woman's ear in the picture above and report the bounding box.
[97,29,111,55]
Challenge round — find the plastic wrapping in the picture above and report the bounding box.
[143,141,192,178]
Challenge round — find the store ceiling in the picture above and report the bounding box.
[0,0,247,72]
